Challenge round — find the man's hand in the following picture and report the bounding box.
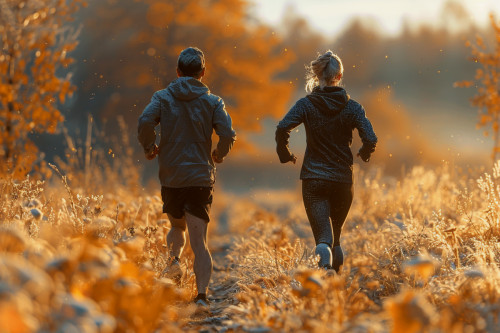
[212,149,224,163]
[279,153,297,164]
[146,144,159,160]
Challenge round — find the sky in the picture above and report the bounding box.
[249,0,500,36]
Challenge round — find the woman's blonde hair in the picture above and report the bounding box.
[305,50,343,92]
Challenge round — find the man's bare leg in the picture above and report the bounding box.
[185,212,212,296]
[163,214,186,280]
[166,214,186,258]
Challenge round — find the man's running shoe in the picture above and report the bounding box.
[161,258,183,282]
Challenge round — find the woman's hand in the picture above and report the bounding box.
[357,148,371,162]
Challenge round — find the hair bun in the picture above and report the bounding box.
[305,50,344,92]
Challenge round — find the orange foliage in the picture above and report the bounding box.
[81,0,294,151]
[358,88,441,172]
[0,0,85,178]
[457,14,500,162]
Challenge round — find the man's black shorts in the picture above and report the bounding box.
[161,186,213,222]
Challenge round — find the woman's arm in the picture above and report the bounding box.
[275,101,305,164]
[353,106,377,162]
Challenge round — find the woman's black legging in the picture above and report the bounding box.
[302,179,353,248]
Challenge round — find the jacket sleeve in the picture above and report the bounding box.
[275,101,305,163]
[353,105,377,159]
[138,92,161,154]
[213,99,236,160]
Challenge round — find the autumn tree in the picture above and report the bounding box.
[0,0,84,177]
[71,0,294,151]
[358,88,442,173]
[456,15,500,162]
[278,8,325,88]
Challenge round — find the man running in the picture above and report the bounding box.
[138,47,236,306]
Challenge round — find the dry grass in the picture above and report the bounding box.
[219,163,500,333]
[0,160,499,332]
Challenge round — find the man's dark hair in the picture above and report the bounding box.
[177,47,205,77]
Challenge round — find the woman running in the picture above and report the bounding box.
[275,51,377,273]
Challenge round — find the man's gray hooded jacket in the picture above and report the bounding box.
[138,77,236,188]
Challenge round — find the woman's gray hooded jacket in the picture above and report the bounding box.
[138,77,236,188]
[276,86,377,183]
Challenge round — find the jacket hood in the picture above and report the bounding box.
[306,86,350,114]
[167,77,209,101]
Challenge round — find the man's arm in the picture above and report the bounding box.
[138,93,161,158]
[275,101,305,164]
[212,99,236,163]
